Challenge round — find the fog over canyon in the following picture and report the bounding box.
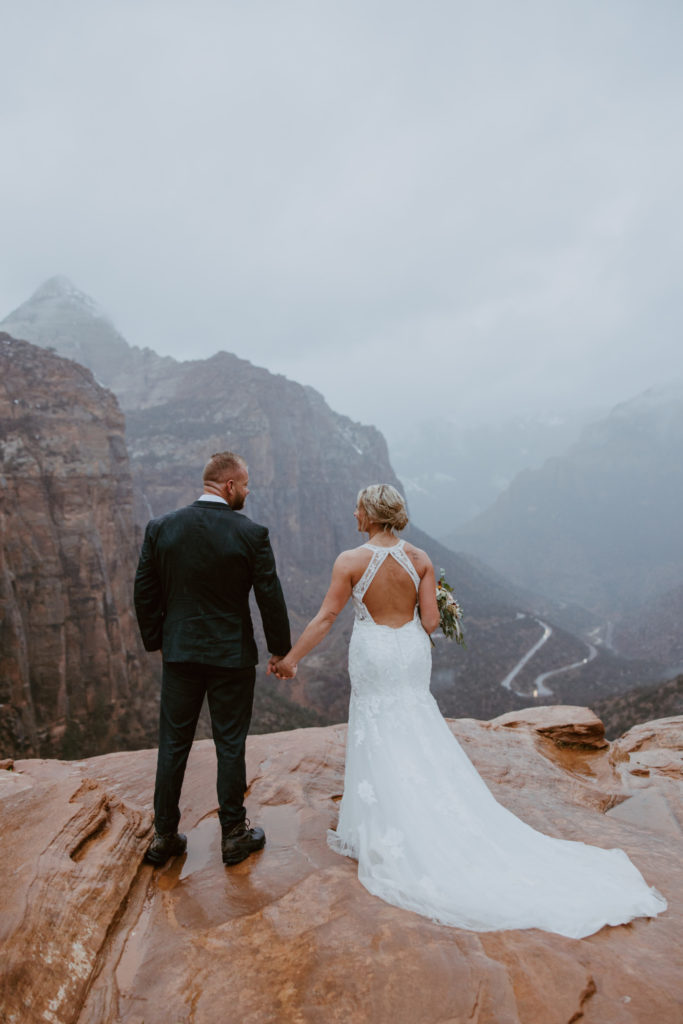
[1,277,680,759]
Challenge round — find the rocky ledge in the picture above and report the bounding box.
[0,707,681,1024]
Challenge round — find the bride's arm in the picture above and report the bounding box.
[267,552,354,677]
[417,557,440,635]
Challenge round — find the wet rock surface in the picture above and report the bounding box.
[0,707,680,1024]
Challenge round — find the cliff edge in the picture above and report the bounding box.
[0,707,681,1023]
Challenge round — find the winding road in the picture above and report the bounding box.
[500,615,597,698]
[500,617,552,696]
[533,643,598,696]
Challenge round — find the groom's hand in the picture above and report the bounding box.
[267,655,284,676]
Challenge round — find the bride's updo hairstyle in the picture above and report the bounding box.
[357,484,409,533]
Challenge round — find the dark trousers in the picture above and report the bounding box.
[153,661,256,835]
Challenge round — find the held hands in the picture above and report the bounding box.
[267,654,298,680]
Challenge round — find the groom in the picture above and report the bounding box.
[134,451,292,867]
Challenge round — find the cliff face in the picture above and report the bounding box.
[0,334,159,757]
[448,384,683,619]
[125,349,397,577]
[0,709,680,1023]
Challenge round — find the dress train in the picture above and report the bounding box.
[327,541,667,938]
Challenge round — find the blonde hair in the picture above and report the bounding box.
[357,484,409,532]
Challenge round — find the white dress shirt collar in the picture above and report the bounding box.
[198,493,229,506]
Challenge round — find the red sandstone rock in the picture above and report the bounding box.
[0,334,159,758]
[490,705,608,748]
[0,707,680,1023]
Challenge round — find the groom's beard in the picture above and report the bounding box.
[230,496,246,511]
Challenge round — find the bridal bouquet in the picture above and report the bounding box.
[434,569,465,646]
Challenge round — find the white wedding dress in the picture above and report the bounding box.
[327,540,667,938]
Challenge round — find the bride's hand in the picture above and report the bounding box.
[274,656,297,680]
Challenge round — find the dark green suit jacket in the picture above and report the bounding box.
[134,500,291,666]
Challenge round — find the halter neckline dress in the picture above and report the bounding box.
[326,539,667,937]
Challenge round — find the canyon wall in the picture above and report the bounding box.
[0,334,159,757]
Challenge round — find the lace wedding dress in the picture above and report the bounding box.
[327,540,667,938]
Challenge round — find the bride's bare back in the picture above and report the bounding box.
[353,545,420,627]
[272,533,440,677]
[346,540,437,630]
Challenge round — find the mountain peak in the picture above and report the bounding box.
[0,277,132,388]
[27,275,103,316]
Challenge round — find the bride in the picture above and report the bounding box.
[271,484,667,938]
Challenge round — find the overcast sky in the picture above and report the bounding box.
[2,0,682,438]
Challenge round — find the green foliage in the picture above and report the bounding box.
[436,569,466,646]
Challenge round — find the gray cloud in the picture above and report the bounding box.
[2,0,682,436]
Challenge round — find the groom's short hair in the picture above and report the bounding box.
[203,451,247,483]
